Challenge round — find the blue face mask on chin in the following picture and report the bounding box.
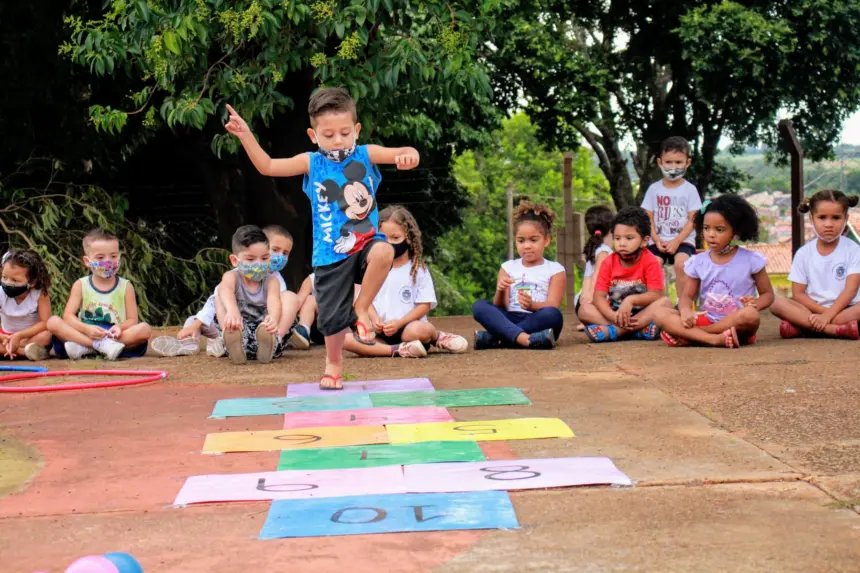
[269,252,288,273]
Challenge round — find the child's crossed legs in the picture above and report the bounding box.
[655,305,758,347]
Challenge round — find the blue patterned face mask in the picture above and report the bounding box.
[269,252,288,272]
[237,261,269,282]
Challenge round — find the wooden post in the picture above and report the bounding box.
[778,120,804,255]
[506,183,514,260]
[562,152,576,309]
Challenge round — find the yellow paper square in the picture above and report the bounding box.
[386,417,574,444]
[203,425,389,453]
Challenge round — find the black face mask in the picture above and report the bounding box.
[1,283,29,298]
[618,248,643,263]
[390,241,410,258]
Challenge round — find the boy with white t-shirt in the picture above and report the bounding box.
[641,136,702,296]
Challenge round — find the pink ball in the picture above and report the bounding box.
[65,555,120,573]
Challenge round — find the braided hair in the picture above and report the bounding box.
[2,250,51,291]
[379,205,425,283]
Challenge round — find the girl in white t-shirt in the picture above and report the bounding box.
[344,206,468,358]
[473,201,566,350]
[771,189,860,339]
[0,250,53,361]
[575,205,614,331]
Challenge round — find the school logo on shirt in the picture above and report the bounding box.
[834,263,847,281]
[399,286,412,304]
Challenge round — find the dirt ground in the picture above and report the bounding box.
[1,313,859,572]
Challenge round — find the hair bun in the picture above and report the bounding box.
[798,197,811,214]
[849,196,860,208]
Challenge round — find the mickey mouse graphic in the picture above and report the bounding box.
[318,161,377,254]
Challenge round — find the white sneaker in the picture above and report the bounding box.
[396,340,428,358]
[434,331,469,353]
[24,343,49,361]
[92,337,126,361]
[206,336,226,357]
[151,336,200,357]
[64,341,94,360]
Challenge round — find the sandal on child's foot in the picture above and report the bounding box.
[584,324,618,343]
[835,320,860,340]
[723,326,740,349]
[319,374,343,390]
[635,322,661,341]
[351,320,376,346]
[779,320,803,339]
[661,330,690,347]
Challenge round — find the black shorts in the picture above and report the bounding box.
[648,243,696,265]
[378,327,406,346]
[314,238,391,337]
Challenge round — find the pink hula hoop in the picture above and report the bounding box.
[0,370,168,393]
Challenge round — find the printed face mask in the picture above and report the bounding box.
[1,283,28,298]
[238,261,270,282]
[269,252,288,273]
[660,166,687,181]
[88,258,120,280]
[314,130,357,162]
[390,241,410,258]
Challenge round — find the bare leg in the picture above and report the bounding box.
[577,302,608,328]
[698,306,760,338]
[400,320,437,344]
[832,304,860,325]
[298,295,318,329]
[278,291,300,336]
[631,297,673,328]
[46,316,96,348]
[118,323,152,348]
[321,330,348,388]
[655,305,751,346]
[344,333,398,357]
[8,330,53,357]
[768,297,842,334]
[353,242,395,342]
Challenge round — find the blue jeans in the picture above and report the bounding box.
[472,300,564,345]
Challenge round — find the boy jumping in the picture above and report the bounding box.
[641,136,702,297]
[225,87,419,389]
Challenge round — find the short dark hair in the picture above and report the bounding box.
[798,189,860,215]
[697,194,759,242]
[231,225,269,254]
[661,136,690,158]
[82,228,118,253]
[262,225,293,242]
[612,206,651,239]
[308,87,357,127]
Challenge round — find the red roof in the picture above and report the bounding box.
[745,243,793,275]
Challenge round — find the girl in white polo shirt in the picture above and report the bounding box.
[344,206,468,358]
[771,189,860,339]
[0,250,53,360]
[472,201,566,350]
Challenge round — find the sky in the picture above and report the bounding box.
[842,111,860,145]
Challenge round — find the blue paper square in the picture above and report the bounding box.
[259,491,519,539]
[210,394,373,418]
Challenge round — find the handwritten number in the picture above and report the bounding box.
[331,507,387,524]
[452,424,498,435]
[480,465,542,481]
[256,478,318,492]
[273,434,322,444]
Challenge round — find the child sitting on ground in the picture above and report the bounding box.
[0,250,53,361]
[289,273,326,349]
[225,87,420,389]
[641,136,702,298]
[770,189,860,340]
[655,195,774,348]
[343,206,468,358]
[575,205,614,331]
[47,228,152,360]
[580,207,669,342]
[473,201,565,350]
[153,224,300,357]
[215,225,285,364]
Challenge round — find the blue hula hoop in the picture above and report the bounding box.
[0,365,48,373]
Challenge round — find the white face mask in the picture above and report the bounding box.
[812,219,846,244]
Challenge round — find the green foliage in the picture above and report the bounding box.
[432,113,610,315]
[493,0,860,205]
[61,0,506,154]
[0,159,229,325]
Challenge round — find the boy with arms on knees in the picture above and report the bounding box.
[641,136,702,296]
[225,87,420,389]
[47,229,152,360]
[215,225,285,364]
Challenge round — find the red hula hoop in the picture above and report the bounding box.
[0,370,168,393]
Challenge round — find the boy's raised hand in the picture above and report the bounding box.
[394,150,420,170]
[224,104,250,138]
